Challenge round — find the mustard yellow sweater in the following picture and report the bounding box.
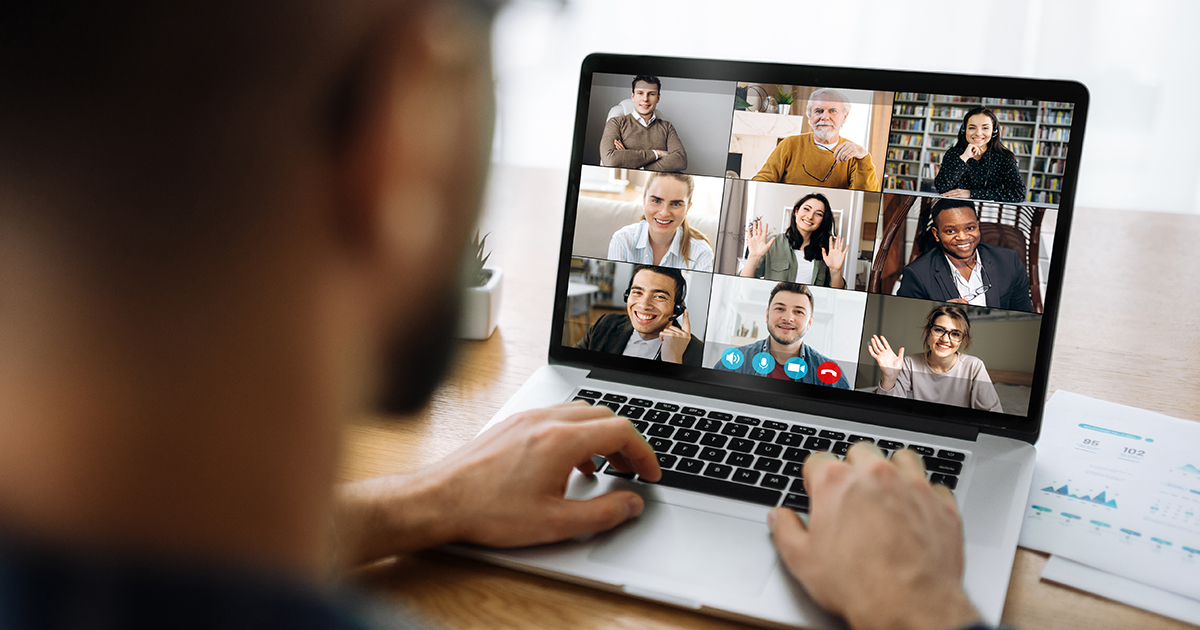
[751,133,880,191]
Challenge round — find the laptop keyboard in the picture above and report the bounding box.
[574,389,968,512]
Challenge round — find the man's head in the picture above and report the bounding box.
[625,265,685,340]
[806,88,851,144]
[929,199,981,262]
[631,75,662,119]
[766,282,814,348]
[0,0,499,569]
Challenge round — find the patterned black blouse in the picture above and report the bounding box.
[935,146,1027,202]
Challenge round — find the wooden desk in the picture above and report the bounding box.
[338,166,1200,630]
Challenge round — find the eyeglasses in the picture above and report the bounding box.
[802,143,837,183]
[954,264,992,303]
[930,325,965,342]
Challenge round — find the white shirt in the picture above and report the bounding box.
[607,221,714,271]
[634,112,657,128]
[793,250,817,284]
[944,252,987,306]
[622,329,662,359]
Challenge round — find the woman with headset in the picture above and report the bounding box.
[935,106,1027,203]
[738,192,849,288]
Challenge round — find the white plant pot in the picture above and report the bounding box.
[457,267,502,340]
[778,103,792,116]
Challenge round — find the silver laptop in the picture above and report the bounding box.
[454,54,1088,628]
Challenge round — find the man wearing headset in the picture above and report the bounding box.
[574,265,703,366]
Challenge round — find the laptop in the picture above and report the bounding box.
[454,54,1088,628]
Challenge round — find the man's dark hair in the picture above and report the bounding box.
[631,75,661,92]
[768,282,813,311]
[629,264,686,306]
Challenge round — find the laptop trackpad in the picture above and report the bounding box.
[587,500,778,595]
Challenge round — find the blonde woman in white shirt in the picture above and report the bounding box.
[607,172,714,271]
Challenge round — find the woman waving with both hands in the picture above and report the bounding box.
[738,192,849,288]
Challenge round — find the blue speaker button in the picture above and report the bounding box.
[720,348,744,370]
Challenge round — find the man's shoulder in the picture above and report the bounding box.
[978,242,1022,263]
[802,343,833,363]
[904,247,943,273]
[780,133,813,147]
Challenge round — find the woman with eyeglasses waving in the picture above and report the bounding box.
[868,304,1003,412]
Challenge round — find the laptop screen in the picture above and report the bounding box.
[552,55,1088,439]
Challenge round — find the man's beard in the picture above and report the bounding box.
[768,324,805,347]
[377,288,462,415]
[812,123,838,144]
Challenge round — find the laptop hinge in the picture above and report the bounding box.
[585,368,981,442]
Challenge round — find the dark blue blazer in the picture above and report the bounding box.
[896,243,1033,312]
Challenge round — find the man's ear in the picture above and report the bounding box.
[327,4,493,291]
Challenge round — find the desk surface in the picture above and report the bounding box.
[339,166,1200,630]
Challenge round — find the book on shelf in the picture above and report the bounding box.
[1037,127,1070,141]
[888,133,924,146]
[890,118,924,131]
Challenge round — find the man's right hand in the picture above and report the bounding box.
[768,444,980,630]
[613,138,625,151]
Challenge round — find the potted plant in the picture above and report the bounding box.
[456,231,502,340]
[775,87,797,115]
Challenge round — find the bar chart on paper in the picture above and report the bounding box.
[1020,392,1200,601]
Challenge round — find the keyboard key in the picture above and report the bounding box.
[654,402,679,412]
[783,447,811,463]
[754,442,783,458]
[656,454,677,469]
[818,430,846,440]
[677,458,704,474]
[776,433,805,447]
[631,420,649,433]
[753,458,782,473]
[598,401,622,413]
[699,447,726,462]
[789,425,817,435]
[924,457,963,475]
[669,414,696,428]
[877,439,904,450]
[643,470,782,507]
[908,445,935,457]
[733,469,761,485]
[761,474,789,490]
[848,435,874,443]
[727,452,754,468]
[682,406,707,416]
[577,389,603,399]
[707,411,733,421]
[728,438,754,453]
[647,424,674,438]
[648,437,672,453]
[644,410,671,423]
[703,463,733,479]
[879,448,891,459]
[931,473,958,490]
[734,416,761,426]
[789,478,806,493]
[671,443,700,457]
[783,493,810,512]
[571,396,596,404]
[619,405,645,419]
[749,428,777,442]
[721,423,750,438]
[831,441,851,456]
[696,418,723,433]
[804,436,832,451]
[783,462,805,477]
[629,398,653,407]
[763,420,788,431]
[603,464,634,479]
[700,433,728,448]
[937,450,966,462]
[602,393,628,403]
[675,429,701,443]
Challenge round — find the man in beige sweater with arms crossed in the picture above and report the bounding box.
[600,75,688,172]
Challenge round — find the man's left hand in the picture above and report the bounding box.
[832,140,868,163]
[335,403,660,567]
[659,309,691,364]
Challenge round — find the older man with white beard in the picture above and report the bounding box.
[752,88,880,192]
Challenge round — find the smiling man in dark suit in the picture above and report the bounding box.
[897,199,1033,312]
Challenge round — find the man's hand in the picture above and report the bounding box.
[613,138,625,151]
[336,403,660,568]
[768,444,979,630]
[942,188,971,199]
[832,140,868,163]
[659,309,691,364]
[652,149,665,160]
